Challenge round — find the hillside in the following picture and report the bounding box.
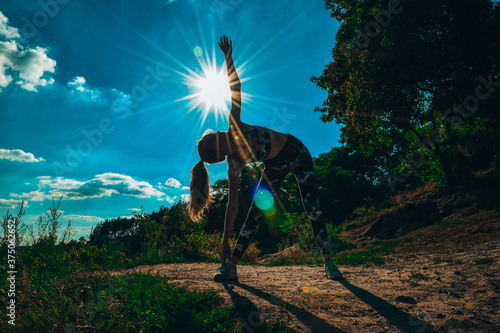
[110,186,500,332]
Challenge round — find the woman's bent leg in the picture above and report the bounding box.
[231,165,288,260]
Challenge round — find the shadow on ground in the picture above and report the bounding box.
[222,279,435,333]
[339,279,435,333]
[222,282,346,332]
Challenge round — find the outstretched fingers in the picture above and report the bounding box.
[218,35,225,47]
[218,35,232,53]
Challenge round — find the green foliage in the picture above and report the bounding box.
[2,272,238,333]
[436,218,464,228]
[275,213,355,264]
[410,271,430,281]
[352,205,377,219]
[465,167,500,210]
[1,201,27,248]
[476,257,494,265]
[332,238,412,266]
[95,274,237,332]
[314,0,500,186]
[278,213,316,252]
[0,201,265,332]
[10,199,77,283]
[334,251,385,266]
[68,243,130,270]
[313,146,389,223]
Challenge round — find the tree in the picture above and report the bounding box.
[313,0,500,188]
[313,146,387,223]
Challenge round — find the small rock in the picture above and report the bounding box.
[396,296,417,304]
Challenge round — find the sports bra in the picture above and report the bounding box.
[228,125,272,164]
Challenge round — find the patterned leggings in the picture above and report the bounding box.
[232,134,330,259]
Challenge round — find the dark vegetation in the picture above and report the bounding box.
[1,0,499,331]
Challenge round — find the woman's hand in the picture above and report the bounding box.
[218,35,232,55]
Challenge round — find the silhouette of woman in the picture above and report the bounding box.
[189,36,343,282]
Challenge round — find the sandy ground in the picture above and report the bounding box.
[109,240,500,333]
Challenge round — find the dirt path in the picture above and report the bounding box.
[109,242,500,333]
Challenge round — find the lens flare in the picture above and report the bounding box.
[253,183,276,217]
[193,46,203,57]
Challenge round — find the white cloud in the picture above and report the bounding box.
[70,226,95,240]
[0,40,56,92]
[69,76,86,86]
[97,173,164,198]
[165,178,181,188]
[63,214,105,223]
[38,176,84,190]
[0,12,131,101]
[181,186,190,190]
[0,198,24,209]
[0,149,45,162]
[67,76,103,100]
[0,23,55,91]
[10,190,47,202]
[111,88,131,107]
[8,173,165,207]
[181,193,190,203]
[0,12,20,39]
[67,76,131,107]
[165,195,178,204]
[10,173,166,202]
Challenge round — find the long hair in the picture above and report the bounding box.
[188,160,212,221]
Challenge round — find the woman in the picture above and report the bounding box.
[189,36,343,282]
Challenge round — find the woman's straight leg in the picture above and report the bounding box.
[292,140,331,256]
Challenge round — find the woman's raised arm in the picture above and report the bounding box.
[218,35,242,126]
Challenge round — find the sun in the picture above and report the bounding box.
[178,46,247,126]
[193,67,231,112]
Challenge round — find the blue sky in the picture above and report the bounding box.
[0,0,341,239]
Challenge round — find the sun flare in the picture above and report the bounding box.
[193,68,231,112]
[178,46,247,125]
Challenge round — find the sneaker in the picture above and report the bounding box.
[324,259,344,280]
[213,261,238,282]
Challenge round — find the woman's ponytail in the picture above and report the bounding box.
[188,160,212,221]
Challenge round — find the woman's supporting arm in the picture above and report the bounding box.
[220,166,240,265]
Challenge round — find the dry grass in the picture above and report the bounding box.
[386,182,437,207]
[471,165,496,178]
